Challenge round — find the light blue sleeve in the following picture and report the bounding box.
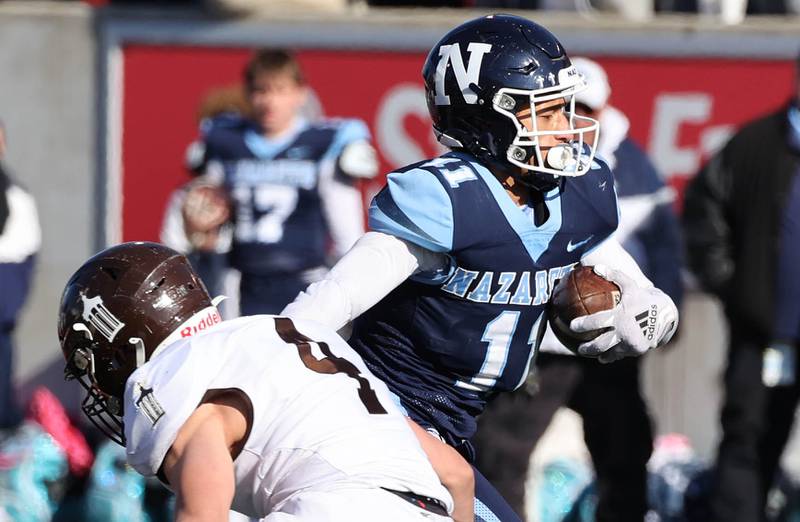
[322,118,372,162]
[368,168,454,253]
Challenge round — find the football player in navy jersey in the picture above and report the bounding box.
[182,49,378,315]
[283,15,679,522]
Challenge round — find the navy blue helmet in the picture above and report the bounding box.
[422,14,599,188]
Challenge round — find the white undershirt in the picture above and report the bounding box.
[281,231,446,332]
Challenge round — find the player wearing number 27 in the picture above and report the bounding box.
[57,242,454,521]
[283,14,679,520]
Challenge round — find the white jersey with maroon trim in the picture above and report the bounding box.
[123,315,452,519]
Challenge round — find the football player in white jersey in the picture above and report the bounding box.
[57,242,453,521]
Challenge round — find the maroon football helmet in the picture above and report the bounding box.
[57,242,212,444]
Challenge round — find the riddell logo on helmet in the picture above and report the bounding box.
[180,309,222,338]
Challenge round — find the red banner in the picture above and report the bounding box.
[121,45,795,241]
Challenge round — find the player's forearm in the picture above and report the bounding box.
[406,419,474,522]
[173,477,235,522]
[281,231,425,330]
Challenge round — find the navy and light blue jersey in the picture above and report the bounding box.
[203,115,369,276]
[348,151,618,452]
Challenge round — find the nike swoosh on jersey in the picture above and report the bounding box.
[566,236,593,252]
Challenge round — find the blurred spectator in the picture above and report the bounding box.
[655,0,791,15]
[544,0,655,20]
[472,57,684,522]
[471,0,539,6]
[367,0,465,6]
[0,119,40,431]
[204,0,348,16]
[682,50,800,522]
[655,0,699,10]
[193,84,252,127]
[175,49,377,315]
[744,0,789,13]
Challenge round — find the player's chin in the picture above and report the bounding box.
[252,110,273,125]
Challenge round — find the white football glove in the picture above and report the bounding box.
[569,265,679,364]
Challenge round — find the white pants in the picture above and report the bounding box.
[262,487,453,521]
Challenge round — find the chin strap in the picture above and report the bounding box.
[129,337,146,368]
[513,171,560,192]
[436,122,563,193]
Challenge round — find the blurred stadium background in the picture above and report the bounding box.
[1,0,799,520]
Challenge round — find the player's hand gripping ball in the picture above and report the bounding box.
[548,265,621,355]
[182,184,231,234]
[182,184,231,251]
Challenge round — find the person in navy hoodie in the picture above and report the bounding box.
[0,119,40,431]
[683,51,800,522]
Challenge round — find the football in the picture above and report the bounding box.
[182,183,231,234]
[181,183,232,251]
[548,265,621,354]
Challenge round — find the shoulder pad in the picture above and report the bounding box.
[319,118,373,165]
[369,165,454,252]
[124,341,214,477]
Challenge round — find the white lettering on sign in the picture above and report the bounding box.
[648,93,734,182]
[375,84,445,169]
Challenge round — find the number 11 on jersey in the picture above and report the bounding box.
[455,311,544,392]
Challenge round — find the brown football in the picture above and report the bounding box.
[182,184,231,233]
[548,266,621,354]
